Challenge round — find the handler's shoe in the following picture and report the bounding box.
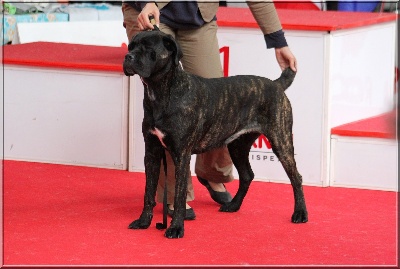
[198,177,233,205]
[167,204,196,220]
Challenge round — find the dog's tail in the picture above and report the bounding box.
[274,67,296,90]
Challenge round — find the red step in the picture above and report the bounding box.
[331,110,397,139]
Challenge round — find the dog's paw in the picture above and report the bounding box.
[164,226,184,239]
[291,210,308,223]
[128,218,151,229]
[219,202,240,213]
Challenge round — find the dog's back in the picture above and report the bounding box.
[182,68,296,107]
[187,67,295,93]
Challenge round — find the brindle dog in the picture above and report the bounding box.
[123,30,308,239]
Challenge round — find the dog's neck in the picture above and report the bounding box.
[141,64,183,104]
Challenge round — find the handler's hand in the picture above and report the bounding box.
[275,46,297,72]
[137,3,160,30]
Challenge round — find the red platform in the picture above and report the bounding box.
[216,7,397,31]
[3,41,126,72]
[331,110,397,139]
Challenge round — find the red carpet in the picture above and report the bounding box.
[3,160,398,266]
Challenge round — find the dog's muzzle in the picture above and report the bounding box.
[123,54,136,76]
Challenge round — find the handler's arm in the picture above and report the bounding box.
[247,2,297,72]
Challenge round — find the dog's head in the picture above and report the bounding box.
[123,30,183,78]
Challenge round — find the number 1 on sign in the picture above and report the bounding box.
[219,46,230,77]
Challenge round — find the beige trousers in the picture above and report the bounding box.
[122,3,234,204]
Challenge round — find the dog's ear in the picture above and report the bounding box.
[127,34,138,51]
[162,35,182,66]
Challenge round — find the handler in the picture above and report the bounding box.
[122,1,297,220]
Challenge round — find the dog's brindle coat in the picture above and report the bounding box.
[123,30,308,239]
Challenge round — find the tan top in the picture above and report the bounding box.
[155,1,282,35]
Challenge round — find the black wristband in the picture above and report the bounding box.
[264,29,288,49]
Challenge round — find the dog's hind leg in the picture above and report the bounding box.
[220,133,260,213]
[265,121,308,223]
[128,136,163,229]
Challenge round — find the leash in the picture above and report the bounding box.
[149,14,166,230]
[156,150,168,230]
[149,15,160,31]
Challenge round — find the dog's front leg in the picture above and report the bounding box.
[164,152,191,239]
[128,135,163,229]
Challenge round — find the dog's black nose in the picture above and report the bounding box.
[125,54,134,61]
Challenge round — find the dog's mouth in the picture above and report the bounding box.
[123,61,152,78]
[123,64,135,76]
